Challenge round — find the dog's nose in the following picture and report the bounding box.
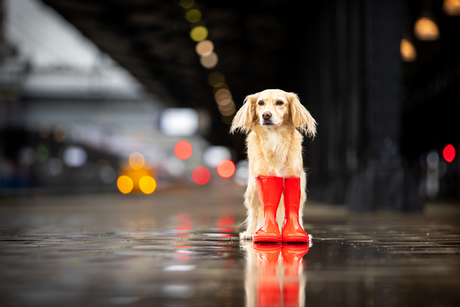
[262,111,272,120]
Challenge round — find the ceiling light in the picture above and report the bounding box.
[414,17,439,40]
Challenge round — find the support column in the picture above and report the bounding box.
[345,0,423,211]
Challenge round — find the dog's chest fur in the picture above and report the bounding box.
[249,126,299,176]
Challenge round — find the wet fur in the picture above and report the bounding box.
[230,89,316,240]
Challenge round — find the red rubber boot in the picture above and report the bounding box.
[282,177,309,243]
[253,176,283,243]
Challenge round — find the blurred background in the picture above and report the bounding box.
[0,0,459,209]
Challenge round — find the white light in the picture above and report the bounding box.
[160,108,199,136]
[100,165,116,184]
[166,158,186,177]
[44,158,63,176]
[203,146,231,167]
[163,265,196,272]
[426,150,439,170]
[63,146,87,167]
[19,147,36,166]
[234,160,249,186]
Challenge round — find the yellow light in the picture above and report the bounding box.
[117,175,134,194]
[208,71,225,87]
[443,0,460,15]
[400,39,417,62]
[414,17,439,41]
[139,176,156,194]
[190,26,208,42]
[179,0,194,9]
[196,40,214,56]
[129,152,145,170]
[185,9,201,23]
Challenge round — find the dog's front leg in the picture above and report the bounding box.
[240,179,259,240]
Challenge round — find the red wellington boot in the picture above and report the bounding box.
[253,176,283,243]
[282,177,309,243]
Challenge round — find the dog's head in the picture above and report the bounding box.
[230,89,316,137]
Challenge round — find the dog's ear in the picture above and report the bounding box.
[230,93,257,134]
[288,93,317,138]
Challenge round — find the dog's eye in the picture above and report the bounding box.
[258,101,265,106]
[276,100,284,106]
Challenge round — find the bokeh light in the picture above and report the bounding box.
[414,17,439,41]
[200,52,218,69]
[208,71,225,87]
[443,144,456,163]
[53,124,67,143]
[216,159,236,178]
[63,146,87,167]
[400,39,416,62]
[215,88,231,102]
[185,9,201,23]
[179,0,194,9]
[190,26,208,42]
[218,103,236,116]
[36,144,49,163]
[443,0,460,16]
[175,141,193,160]
[129,152,145,170]
[193,167,211,185]
[117,175,134,194]
[204,146,231,167]
[196,40,214,56]
[139,176,156,194]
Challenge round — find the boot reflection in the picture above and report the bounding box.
[253,243,282,307]
[243,242,309,307]
[282,245,309,307]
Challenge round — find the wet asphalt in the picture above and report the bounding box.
[0,184,459,307]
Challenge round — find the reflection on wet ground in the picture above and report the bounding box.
[0,185,459,307]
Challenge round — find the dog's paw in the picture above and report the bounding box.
[239,231,254,241]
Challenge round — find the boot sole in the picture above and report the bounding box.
[254,235,281,243]
[282,236,309,243]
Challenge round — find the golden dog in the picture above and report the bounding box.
[230,89,316,241]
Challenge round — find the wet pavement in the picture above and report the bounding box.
[0,184,459,307]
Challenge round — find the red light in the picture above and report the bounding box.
[174,141,193,160]
[217,215,235,232]
[175,214,192,234]
[216,159,236,178]
[443,144,456,163]
[193,167,211,185]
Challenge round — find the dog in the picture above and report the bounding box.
[230,89,316,241]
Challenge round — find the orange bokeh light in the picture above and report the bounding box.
[216,159,235,178]
[193,167,211,185]
[139,176,156,194]
[174,141,193,160]
[117,175,134,194]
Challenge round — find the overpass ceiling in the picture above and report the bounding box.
[40,0,301,147]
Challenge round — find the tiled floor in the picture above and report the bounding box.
[0,185,459,307]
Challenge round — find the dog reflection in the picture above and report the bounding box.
[242,243,309,307]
